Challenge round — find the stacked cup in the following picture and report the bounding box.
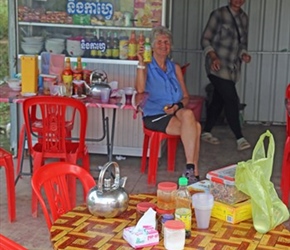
[192,193,214,229]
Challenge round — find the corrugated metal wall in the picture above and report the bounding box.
[169,0,290,124]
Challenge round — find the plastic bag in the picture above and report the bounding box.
[235,130,289,233]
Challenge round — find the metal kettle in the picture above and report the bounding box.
[84,69,111,97]
[86,161,129,218]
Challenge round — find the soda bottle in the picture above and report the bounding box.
[62,58,73,97]
[174,176,192,238]
[105,31,113,59]
[112,31,119,59]
[119,31,129,60]
[128,30,137,60]
[143,37,152,63]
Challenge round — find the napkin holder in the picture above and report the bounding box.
[123,208,159,248]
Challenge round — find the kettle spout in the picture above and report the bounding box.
[119,176,127,188]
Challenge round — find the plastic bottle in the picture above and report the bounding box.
[119,31,129,60]
[72,57,83,80]
[62,58,73,97]
[105,31,112,59]
[128,30,137,60]
[112,31,119,59]
[143,37,152,63]
[174,176,192,238]
[137,31,145,52]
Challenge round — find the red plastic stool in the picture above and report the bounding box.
[0,148,16,222]
[281,83,290,207]
[141,126,180,184]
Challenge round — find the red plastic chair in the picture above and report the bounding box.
[0,148,16,222]
[0,234,27,250]
[16,105,76,184]
[281,83,290,207]
[141,127,180,184]
[31,162,96,230]
[22,96,90,217]
[181,63,190,75]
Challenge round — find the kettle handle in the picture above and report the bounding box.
[97,161,120,192]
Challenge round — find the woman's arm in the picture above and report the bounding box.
[135,44,147,93]
[175,64,189,107]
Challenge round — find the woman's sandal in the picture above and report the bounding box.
[201,132,220,145]
[237,138,251,151]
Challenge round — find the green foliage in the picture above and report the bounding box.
[0,0,8,40]
[0,0,8,79]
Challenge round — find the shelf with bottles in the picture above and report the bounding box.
[18,22,153,32]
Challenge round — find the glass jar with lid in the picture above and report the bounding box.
[157,182,177,211]
[136,202,156,224]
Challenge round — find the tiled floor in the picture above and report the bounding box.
[0,123,289,249]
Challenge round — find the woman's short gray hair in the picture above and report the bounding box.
[151,26,173,47]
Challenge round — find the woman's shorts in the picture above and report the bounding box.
[143,114,174,133]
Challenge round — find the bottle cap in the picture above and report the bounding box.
[178,176,188,186]
[158,182,177,191]
[137,202,156,212]
[164,220,185,230]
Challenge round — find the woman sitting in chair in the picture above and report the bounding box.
[135,26,201,184]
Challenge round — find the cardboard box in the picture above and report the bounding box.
[123,225,159,248]
[206,164,249,204]
[187,180,210,196]
[211,199,252,224]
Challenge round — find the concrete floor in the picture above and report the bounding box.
[0,123,289,249]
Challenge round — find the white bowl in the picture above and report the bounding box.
[22,36,44,43]
[21,43,43,54]
[6,78,21,91]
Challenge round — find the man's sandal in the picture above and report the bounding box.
[237,138,251,151]
[201,132,220,145]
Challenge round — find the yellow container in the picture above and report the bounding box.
[21,55,38,94]
[211,199,252,224]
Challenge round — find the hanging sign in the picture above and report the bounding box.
[67,0,114,20]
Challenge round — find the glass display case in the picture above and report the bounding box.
[16,0,166,64]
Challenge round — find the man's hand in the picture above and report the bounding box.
[242,53,251,63]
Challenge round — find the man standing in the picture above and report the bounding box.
[200,0,251,151]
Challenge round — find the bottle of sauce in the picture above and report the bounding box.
[62,58,73,97]
[137,31,145,52]
[119,31,129,60]
[143,37,152,63]
[128,30,137,60]
[174,176,192,238]
[112,31,120,59]
[73,57,83,80]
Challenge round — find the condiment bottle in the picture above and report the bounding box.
[73,57,83,80]
[105,31,113,59]
[174,176,192,238]
[143,37,152,63]
[137,31,145,52]
[62,57,73,97]
[157,182,177,211]
[128,30,137,60]
[119,31,129,60]
[161,213,174,236]
[164,220,185,250]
